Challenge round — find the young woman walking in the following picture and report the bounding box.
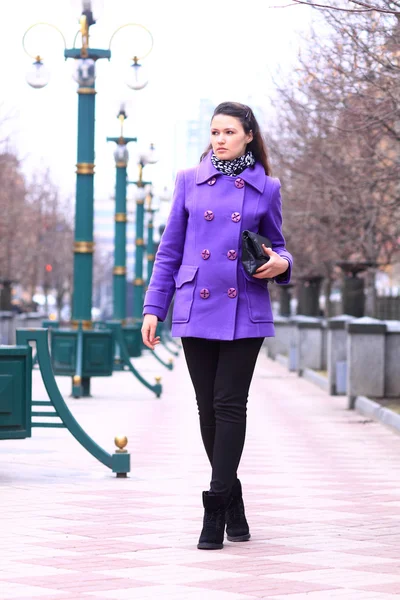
[142,101,293,550]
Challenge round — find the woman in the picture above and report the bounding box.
[142,101,292,550]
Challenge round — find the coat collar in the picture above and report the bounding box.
[196,150,266,193]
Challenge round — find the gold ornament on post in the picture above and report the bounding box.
[80,14,89,58]
[114,435,128,453]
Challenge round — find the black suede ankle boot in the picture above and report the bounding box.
[197,491,228,550]
[226,479,251,542]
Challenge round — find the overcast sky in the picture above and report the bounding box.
[0,0,315,204]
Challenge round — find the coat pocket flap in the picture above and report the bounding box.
[173,265,198,288]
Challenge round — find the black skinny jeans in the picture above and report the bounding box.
[182,337,264,497]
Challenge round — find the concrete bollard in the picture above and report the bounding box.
[23,312,44,328]
[384,320,400,398]
[292,316,324,376]
[321,320,328,371]
[269,316,298,370]
[346,317,386,409]
[271,316,291,360]
[263,335,276,359]
[327,315,354,395]
[287,317,300,371]
[0,311,15,345]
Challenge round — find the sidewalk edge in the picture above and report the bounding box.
[302,368,329,392]
[355,395,400,435]
[276,353,289,368]
[267,356,400,438]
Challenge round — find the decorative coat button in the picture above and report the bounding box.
[200,288,210,299]
[201,249,211,260]
[235,178,245,189]
[231,212,241,223]
[204,210,214,221]
[207,177,216,186]
[228,288,237,298]
[227,250,237,261]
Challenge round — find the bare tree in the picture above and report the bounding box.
[0,154,74,314]
[268,3,400,314]
[25,171,74,316]
[285,0,400,16]
[0,152,28,309]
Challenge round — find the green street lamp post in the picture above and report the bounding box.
[129,145,158,323]
[146,185,171,286]
[133,176,147,324]
[104,138,167,388]
[124,146,157,358]
[145,186,160,285]
[149,188,180,355]
[107,105,137,322]
[146,202,156,285]
[23,2,154,397]
[126,156,175,369]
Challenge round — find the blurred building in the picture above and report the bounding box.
[173,98,214,175]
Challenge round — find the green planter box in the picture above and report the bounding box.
[51,329,114,377]
[123,324,142,358]
[0,346,32,440]
[42,319,59,329]
[51,330,76,375]
[83,330,114,376]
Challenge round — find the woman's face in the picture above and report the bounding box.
[210,114,253,161]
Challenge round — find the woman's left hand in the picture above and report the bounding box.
[252,244,289,280]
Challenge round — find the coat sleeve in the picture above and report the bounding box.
[142,171,188,321]
[259,179,293,285]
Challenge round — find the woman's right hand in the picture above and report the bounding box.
[141,314,161,350]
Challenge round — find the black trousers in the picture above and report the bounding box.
[182,337,264,496]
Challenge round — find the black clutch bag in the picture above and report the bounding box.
[241,230,272,277]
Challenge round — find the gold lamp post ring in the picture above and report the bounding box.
[22,22,67,60]
[109,23,154,60]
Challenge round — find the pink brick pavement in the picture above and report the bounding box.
[1,343,400,599]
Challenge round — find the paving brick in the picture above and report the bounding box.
[1,348,400,599]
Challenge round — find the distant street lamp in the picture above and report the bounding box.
[145,186,160,285]
[107,104,137,324]
[129,145,159,324]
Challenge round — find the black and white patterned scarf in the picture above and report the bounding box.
[211,150,255,177]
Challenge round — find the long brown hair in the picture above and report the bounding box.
[200,101,271,176]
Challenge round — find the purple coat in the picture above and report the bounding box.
[143,152,293,340]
